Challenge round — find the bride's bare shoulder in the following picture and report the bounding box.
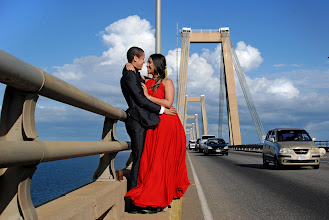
[162,78,173,84]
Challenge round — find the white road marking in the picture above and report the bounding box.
[187,152,214,220]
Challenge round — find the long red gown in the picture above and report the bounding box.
[126,78,190,208]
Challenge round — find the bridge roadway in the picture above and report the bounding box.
[181,149,329,220]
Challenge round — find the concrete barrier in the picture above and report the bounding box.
[36,179,127,220]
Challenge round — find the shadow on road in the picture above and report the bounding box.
[235,164,316,170]
[235,164,264,169]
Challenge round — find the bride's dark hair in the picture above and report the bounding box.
[150,54,166,92]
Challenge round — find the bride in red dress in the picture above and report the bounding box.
[126,54,190,209]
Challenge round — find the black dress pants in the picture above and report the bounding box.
[125,117,147,191]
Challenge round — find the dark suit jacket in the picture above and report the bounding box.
[120,67,161,128]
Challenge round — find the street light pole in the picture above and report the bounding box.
[155,0,161,54]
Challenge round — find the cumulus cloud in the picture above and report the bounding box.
[249,77,300,99]
[101,15,155,66]
[51,15,157,108]
[201,44,222,70]
[235,41,263,72]
[188,53,216,88]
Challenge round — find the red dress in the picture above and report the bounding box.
[126,79,190,208]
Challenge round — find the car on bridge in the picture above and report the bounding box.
[194,138,201,151]
[188,140,197,150]
[199,134,216,152]
[262,128,320,169]
[203,138,229,156]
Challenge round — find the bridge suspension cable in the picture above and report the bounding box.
[221,36,265,143]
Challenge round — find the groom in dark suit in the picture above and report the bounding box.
[121,47,175,192]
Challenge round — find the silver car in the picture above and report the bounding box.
[263,128,320,169]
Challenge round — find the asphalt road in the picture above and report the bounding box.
[182,149,329,220]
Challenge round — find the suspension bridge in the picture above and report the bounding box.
[177,27,265,145]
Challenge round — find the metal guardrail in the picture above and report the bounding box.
[0,49,129,219]
[315,141,329,151]
[231,142,329,153]
[230,144,263,152]
[190,29,220,33]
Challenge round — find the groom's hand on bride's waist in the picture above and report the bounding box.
[163,106,176,115]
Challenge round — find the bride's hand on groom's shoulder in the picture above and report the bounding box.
[125,63,135,72]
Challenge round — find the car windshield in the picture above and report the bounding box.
[202,135,215,139]
[208,139,225,144]
[277,130,312,141]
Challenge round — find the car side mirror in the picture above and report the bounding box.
[312,138,317,142]
[269,138,274,142]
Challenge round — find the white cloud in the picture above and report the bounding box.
[201,44,222,71]
[188,53,216,88]
[101,15,155,67]
[250,77,300,99]
[291,64,302,67]
[235,41,263,72]
[166,48,180,76]
[51,15,157,110]
[273,64,302,67]
[273,64,286,67]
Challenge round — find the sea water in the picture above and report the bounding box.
[31,151,131,206]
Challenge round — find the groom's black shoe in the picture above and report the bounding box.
[127,205,158,214]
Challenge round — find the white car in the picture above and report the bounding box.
[188,140,197,150]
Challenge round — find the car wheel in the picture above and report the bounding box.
[263,154,269,168]
[312,165,320,169]
[273,156,281,169]
[204,151,209,156]
[225,153,228,156]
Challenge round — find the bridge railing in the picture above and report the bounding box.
[0,49,129,219]
[315,141,329,151]
[230,144,263,152]
[231,142,329,153]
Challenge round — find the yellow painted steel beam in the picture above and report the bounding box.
[190,32,222,43]
[187,97,202,102]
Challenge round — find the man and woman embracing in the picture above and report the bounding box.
[120,46,190,214]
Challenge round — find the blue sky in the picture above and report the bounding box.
[1,0,329,144]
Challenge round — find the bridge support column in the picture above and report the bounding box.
[184,96,208,136]
[186,114,200,139]
[222,33,241,145]
[177,31,191,122]
[186,123,196,140]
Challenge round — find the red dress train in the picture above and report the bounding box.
[126,79,190,208]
